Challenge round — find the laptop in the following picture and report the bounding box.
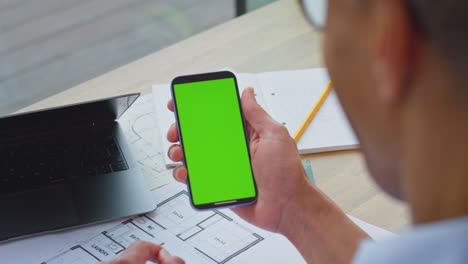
[0,93,155,242]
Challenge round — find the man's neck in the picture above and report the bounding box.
[402,78,468,224]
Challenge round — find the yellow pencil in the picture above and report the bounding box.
[293,81,332,142]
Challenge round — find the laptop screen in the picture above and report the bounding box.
[0,93,139,135]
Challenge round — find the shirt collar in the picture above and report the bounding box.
[353,216,468,264]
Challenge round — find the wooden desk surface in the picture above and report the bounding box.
[20,0,409,232]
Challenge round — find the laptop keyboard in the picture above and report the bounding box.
[0,134,129,194]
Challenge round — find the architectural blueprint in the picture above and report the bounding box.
[39,183,304,264]
[118,94,173,189]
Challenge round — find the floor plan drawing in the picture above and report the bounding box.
[147,191,264,264]
[41,184,265,264]
[118,94,173,190]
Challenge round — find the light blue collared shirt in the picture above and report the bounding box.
[353,216,468,264]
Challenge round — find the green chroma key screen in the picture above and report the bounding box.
[173,77,256,207]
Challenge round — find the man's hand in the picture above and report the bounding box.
[100,241,184,264]
[167,87,311,233]
[167,87,369,264]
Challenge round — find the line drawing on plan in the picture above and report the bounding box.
[118,94,173,190]
[42,188,264,264]
[152,191,264,264]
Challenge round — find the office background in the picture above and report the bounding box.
[0,0,275,115]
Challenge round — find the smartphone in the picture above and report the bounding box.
[171,71,257,210]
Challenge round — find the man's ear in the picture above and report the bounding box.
[372,0,418,104]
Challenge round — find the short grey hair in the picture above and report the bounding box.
[408,1,468,74]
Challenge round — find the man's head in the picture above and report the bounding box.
[311,0,468,200]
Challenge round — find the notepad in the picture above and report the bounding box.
[152,68,358,167]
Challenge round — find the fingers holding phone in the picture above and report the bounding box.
[166,77,309,232]
[167,104,186,183]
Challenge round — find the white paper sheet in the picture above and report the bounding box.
[1,183,306,264]
[118,94,173,189]
[153,68,359,167]
[0,182,394,264]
